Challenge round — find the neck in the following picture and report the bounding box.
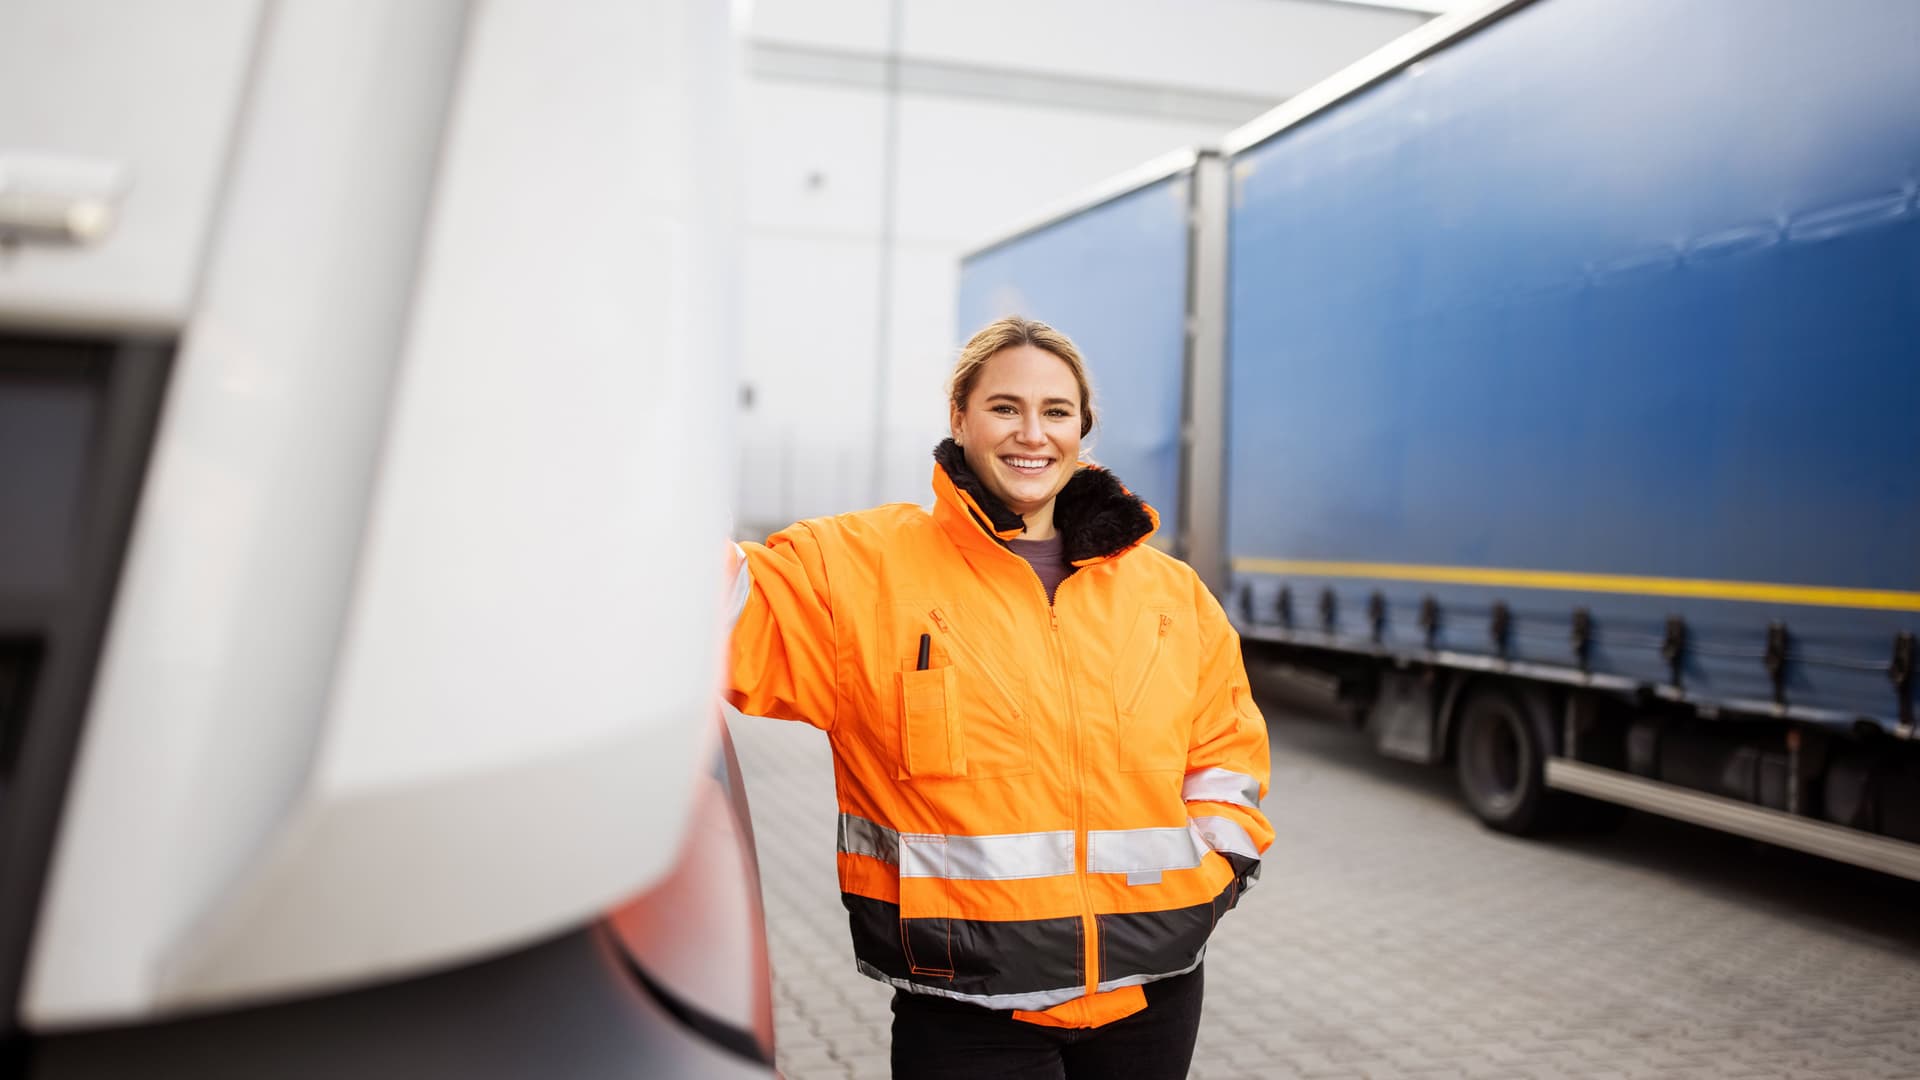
[1020,501,1058,541]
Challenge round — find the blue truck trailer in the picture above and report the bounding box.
[961,0,1920,878]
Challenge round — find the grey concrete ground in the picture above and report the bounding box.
[728,697,1920,1080]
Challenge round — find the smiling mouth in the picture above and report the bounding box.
[1001,455,1053,474]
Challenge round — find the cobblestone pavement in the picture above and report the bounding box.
[727,700,1920,1080]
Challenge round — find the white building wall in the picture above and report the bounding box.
[736,0,1437,530]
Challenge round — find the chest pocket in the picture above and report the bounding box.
[891,603,1033,780]
[1114,605,1198,773]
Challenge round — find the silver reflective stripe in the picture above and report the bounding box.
[1182,766,1262,808]
[900,830,1075,880]
[860,953,1208,1010]
[838,814,1075,881]
[838,813,897,865]
[1096,950,1206,994]
[1086,826,1207,875]
[1190,815,1261,861]
[856,961,1087,1011]
[726,543,751,627]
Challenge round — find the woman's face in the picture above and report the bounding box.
[950,344,1083,518]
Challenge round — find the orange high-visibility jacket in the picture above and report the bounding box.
[727,441,1272,1028]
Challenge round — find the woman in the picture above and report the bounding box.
[727,316,1272,1079]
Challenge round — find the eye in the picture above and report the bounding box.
[991,404,1017,415]
[1046,407,1071,419]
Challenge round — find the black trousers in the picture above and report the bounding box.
[889,966,1204,1080]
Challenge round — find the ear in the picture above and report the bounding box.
[949,404,965,445]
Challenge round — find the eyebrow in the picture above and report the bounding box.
[983,393,1077,408]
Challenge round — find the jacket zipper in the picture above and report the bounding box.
[1042,574,1101,1005]
[1119,614,1173,715]
[927,608,1022,716]
[985,534,1105,1005]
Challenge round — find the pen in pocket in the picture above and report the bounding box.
[916,633,930,671]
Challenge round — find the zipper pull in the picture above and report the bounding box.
[1158,614,1172,637]
[929,608,950,633]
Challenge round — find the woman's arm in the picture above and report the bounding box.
[725,522,840,731]
[1182,578,1274,891]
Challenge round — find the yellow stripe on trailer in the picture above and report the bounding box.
[1229,559,1920,614]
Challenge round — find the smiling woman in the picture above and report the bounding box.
[725,315,1273,1080]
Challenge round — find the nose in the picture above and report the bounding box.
[1018,411,1045,445]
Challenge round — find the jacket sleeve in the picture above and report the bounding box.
[724,522,839,732]
[1183,576,1274,891]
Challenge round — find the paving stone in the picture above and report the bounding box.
[778,1043,851,1079]
[834,1051,892,1080]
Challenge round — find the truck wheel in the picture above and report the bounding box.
[1453,682,1558,834]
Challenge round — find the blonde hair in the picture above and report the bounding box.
[947,316,1096,437]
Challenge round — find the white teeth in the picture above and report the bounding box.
[1004,456,1050,469]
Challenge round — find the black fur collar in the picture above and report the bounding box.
[934,438,1156,563]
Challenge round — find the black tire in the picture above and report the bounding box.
[1453,682,1561,835]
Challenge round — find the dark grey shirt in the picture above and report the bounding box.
[1008,534,1072,604]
